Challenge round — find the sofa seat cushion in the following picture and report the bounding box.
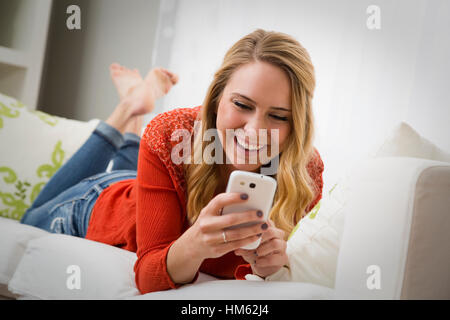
[130,279,335,300]
[0,216,48,298]
[7,234,141,299]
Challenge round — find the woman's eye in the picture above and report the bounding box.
[234,101,288,121]
[234,101,251,110]
[270,114,289,121]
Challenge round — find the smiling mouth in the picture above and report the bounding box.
[234,135,267,152]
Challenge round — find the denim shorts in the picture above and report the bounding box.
[20,170,137,238]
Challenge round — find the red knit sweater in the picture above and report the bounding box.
[85,106,324,294]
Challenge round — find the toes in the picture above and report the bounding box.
[111,63,143,79]
[143,67,178,98]
[133,68,142,77]
[110,63,121,71]
[170,73,179,84]
[110,63,126,77]
[111,71,122,77]
[112,63,128,72]
[160,68,174,78]
[161,68,179,84]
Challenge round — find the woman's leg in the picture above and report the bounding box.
[28,64,178,210]
[111,132,140,171]
[110,113,143,171]
[21,169,137,237]
[29,120,128,210]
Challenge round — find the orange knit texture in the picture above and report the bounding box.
[85,106,324,294]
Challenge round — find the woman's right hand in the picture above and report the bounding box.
[186,192,268,261]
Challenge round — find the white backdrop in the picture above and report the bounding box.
[145,0,450,192]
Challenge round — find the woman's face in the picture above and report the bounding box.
[216,60,292,174]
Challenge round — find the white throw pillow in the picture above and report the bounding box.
[371,121,450,162]
[262,178,348,288]
[8,234,141,299]
[0,93,99,221]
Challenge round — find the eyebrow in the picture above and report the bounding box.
[231,92,291,112]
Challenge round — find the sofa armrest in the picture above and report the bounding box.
[400,164,450,299]
[334,157,450,299]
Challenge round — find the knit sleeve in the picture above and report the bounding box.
[134,107,202,294]
[142,106,201,201]
[133,140,197,294]
[305,147,325,213]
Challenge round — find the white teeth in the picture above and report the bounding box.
[235,134,265,151]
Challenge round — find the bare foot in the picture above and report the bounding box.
[110,63,179,117]
[147,67,179,99]
[110,63,143,100]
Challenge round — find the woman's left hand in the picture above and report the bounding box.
[234,219,288,278]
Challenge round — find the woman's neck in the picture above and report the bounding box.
[216,164,233,195]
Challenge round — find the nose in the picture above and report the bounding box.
[243,113,266,133]
[243,115,268,145]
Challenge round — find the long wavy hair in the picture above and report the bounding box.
[183,29,317,239]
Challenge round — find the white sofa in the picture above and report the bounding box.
[1,93,449,300]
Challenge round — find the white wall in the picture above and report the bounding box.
[39,0,161,122]
[152,0,450,191]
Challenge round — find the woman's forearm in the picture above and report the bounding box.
[166,232,204,285]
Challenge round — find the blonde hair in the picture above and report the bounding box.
[184,29,317,239]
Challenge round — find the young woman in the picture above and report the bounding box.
[21,29,324,294]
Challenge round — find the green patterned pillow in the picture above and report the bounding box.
[0,93,99,220]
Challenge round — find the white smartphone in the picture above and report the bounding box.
[221,170,277,250]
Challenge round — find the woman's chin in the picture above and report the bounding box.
[229,162,261,173]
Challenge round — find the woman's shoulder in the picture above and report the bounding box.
[305,147,324,211]
[307,147,324,172]
[142,106,202,154]
[141,106,202,197]
[306,147,324,186]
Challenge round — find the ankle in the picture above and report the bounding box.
[105,101,134,134]
[123,116,143,137]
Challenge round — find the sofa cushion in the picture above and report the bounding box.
[0,93,99,221]
[0,216,48,298]
[130,279,335,300]
[8,234,141,299]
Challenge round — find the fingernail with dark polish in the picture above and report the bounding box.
[256,210,263,217]
[240,193,248,200]
[257,233,262,237]
[261,223,268,230]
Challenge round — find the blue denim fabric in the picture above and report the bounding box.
[20,121,139,238]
